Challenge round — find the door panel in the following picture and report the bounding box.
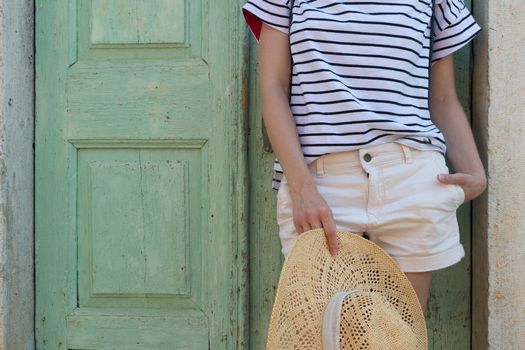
[89,0,187,45]
[36,1,247,349]
[75,144,203,308]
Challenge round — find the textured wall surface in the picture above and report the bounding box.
[0,0,35,349]
[472,0,525,349]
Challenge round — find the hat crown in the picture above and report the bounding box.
[337,291,418,349]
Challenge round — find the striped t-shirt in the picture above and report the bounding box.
[242,0,481,191]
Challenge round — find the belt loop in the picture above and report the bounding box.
[401,144,412,164]
[316,156,325,177]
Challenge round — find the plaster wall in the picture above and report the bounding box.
[0,0,35,349]
[472,0,525,349]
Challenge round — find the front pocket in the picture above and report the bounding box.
[430,152,464,207]
[430,152,448,172]
[452,183,465,205]
[276,180,293,221]
[276,174,287,203]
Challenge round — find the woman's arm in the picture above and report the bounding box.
[429,54,487,202]
[259,23,312,193]
[259,23,339,255]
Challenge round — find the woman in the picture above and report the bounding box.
[241,0,487,314]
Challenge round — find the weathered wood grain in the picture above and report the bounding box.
[36,0,248,349]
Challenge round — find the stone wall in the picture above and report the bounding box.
[0,0,35,349]
[472,0,525,349]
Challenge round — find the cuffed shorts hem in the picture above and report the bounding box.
[389,244,466,273]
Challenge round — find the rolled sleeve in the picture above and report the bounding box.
[431,0,482,63]
[242,0,291,42]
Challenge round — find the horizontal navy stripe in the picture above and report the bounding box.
[291,27,428,47]
[293,58,429,80]
[293,51,429,70]
[292,87,428,101]
[291,108,431,120]
[294,120,435,128]
[293,68,429,90]
[290,98,429,111]
[298,126,438,137]
[292,39,430,60]
[294,14,428,35]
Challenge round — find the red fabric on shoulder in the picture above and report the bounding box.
[242,8,263,42]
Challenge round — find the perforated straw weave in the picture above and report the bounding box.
[266,228,428,349]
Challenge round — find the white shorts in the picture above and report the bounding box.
[276,141,466,272]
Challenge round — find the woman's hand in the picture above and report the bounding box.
[288,182,339,256]
[437,172,487,204]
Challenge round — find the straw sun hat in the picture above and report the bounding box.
[266,228,428,349]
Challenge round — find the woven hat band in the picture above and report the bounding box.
[323,290,420,350]
[322,290,360,350]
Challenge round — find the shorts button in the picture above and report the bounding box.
[363,153,372,162]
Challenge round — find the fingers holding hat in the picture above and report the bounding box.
[287,184,339,255]
[293,205,339,256]
[294,208,322,234]
[319,206,339,256]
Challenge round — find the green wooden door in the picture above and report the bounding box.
[247,1,476,349]
[35,1,248,349]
